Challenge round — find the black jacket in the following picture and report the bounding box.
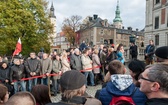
[0,67,10,82]
[106,52,116,64]
[24,58,41,77]
[10,64,25,82]
[130,45,138,56]
[144,45,155,60]
[145,98,168,105]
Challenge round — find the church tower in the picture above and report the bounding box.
[49,2,56,46]
[113,0,123,29]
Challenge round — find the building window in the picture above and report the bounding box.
[100,29,104,35]
[155,16,159,29]
[155,0,160,4]
[100,38,104,44]
[155,35,159,46]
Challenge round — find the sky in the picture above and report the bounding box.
[47,0,146,33]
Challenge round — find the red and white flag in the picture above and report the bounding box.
[13,38,22,56]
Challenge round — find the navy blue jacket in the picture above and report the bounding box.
[99,81,147,105]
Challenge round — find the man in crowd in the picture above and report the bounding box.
[10,58,26,93]
[100,46,107,76]
[41,53,52,85]
[144,40,155,65]
[70,48,83,71]
[155,46,168,63]
[46,70,102,105]
[139,64,168,105]
[5,92,36,105]
[130,42,138,59]
[25,52,41,91]
[79,41,87,51]
[98,44,104,57]
[99,60,146,105]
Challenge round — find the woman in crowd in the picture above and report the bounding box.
[105,47,116,74]
[92,49,101,85]
[61,51,71,73]
[0,62,12,96]
[31,84,51,105]
[116,44,125,64]
[0,84,9,104]
[52,55,62,96]
[81,49,95,86]
[128,59,146,87]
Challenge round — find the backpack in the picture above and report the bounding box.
[109,87,137,105]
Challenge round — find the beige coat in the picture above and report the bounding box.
[81,54,92,72]
[92,54,101,74]
[85,97,102,105]
[61,58,71,73]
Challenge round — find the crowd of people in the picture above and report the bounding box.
[0,40,168,105]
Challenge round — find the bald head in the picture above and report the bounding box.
[5,92,36,105]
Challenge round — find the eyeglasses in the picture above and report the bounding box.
[139,74,155,82]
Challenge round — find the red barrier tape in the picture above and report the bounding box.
[13,65,101,82]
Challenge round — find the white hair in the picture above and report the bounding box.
[74,48,79,53]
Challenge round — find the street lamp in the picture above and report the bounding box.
[129,34,136,43]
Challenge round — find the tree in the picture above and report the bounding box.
[62,15,82,46]
[0,0,53,56]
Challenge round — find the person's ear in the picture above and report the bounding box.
[123,68,127,74]
[151,82,160,92]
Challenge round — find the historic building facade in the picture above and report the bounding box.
[55,32,69,49]
[77,1,144,47]
[145,0,168,47]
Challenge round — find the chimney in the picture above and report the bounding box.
[127,27,132,30]
[89,17,92,21]
[136,28,139,31]
[93,14,98,20]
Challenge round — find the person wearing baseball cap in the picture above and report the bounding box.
[46,70,102,105]
[155,46,168,63]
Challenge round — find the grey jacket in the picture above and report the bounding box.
[41,58,52,75]
[52,59,61,80]
[100,51,107,64]
[70,54,83,71]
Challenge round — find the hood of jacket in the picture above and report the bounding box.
[106,74,135,96]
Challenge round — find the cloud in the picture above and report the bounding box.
[47,0,145,32]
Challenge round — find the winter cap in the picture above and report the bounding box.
[60,70,86,90]
[155,46,168,59]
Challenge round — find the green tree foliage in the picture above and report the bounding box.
[0,0,53,56]
[62,15,82,46]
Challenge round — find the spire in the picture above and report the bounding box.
[113,0,122,23]
[49,2,56,18]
